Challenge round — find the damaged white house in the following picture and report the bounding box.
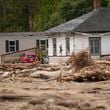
[46,0,110,64]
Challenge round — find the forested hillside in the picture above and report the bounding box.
[0,0,109,32]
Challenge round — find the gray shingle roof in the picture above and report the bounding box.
[45,7,110,34]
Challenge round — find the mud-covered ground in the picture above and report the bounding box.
[0,77,110,110]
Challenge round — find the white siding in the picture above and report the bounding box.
[74,35,89,53]
[48,35,67,56]
[49,56,70,64]
[70,36,74,54]
[57,35,66,56]
[74,34,110,56]
[48,34,90,57]
[19,37,36,51]
[48,33,92,64]
[0,39,5,55]
[48,38,53,56]
[48,33,110,64]
[0,35,47,55]
[48,34,74,57]
[101,35,110,55]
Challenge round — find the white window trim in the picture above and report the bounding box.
[89,37,101,56]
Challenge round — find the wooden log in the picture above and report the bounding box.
[95,60,110,65]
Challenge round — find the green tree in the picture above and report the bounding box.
[0,0,108,32]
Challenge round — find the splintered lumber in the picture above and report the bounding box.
[0,62,40,71]
[95,60,110,65]
[60,49,110,82]
[60,65,110,82]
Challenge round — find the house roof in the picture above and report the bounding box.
[45,7,110,34]
[0,32,46,37]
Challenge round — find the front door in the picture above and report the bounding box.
[89,37,101,56]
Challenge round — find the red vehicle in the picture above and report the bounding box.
[20,52,37,63]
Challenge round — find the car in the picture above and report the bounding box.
[19,52,38,63]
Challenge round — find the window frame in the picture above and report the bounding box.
[52,38,57,56]
[36,39,48,52]
[65,37,70,56]
[40,40,46,51]
[9,41,16,52]
[6,40,19,53]
[89,37,101,56]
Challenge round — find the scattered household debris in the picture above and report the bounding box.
[0,62,61,81]
[0,49,110,82]
[60,49,110,82]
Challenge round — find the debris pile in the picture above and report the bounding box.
[0,62,39,71]
[71,49,94,71]
[0,62,60,81]
[60,49,110,82]
[1,49,110,82]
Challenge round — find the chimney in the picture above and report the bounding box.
[93,0,102,10]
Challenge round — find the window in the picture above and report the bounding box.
[6,40,19,53]
[9,41,15,52]
[53,38,57,56]
[89,37,101,56]
[66,38,70,55]
[36,39,48,51]
[36,40,40,50]
[40,40,46,51]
